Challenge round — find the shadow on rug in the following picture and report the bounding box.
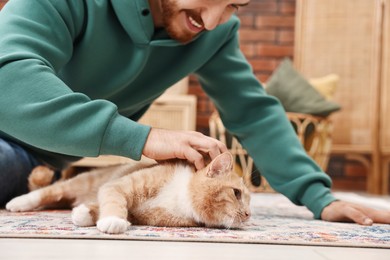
[0,193,389,248]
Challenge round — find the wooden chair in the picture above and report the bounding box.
[209,111,333,192]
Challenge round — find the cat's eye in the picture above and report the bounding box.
[233,188,241,200]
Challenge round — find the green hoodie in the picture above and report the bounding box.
[0,0,336,218]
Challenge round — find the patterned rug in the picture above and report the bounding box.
[0,192,389,248]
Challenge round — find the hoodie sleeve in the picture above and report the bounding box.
[0,0,150,160]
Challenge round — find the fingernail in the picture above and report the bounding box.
[363,218,373,225]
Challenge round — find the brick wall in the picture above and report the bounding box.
[190,0,296,133]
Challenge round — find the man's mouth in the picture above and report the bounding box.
[189,16,202,29]
[186,13,204,33]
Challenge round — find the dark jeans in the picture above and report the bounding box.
[0,138,41,207]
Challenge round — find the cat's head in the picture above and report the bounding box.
[190,152,251,229]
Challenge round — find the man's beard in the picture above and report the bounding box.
[160,0,197,44]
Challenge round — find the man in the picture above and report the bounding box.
[0,0,388,224]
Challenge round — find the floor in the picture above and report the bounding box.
[1,238,389,260]
[2,191,389,259]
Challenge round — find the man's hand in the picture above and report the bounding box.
[321,200,390,225]
[142,128,228,170]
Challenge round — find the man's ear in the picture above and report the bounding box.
[206,152,233,178]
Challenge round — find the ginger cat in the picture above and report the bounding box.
[6,152,251,234]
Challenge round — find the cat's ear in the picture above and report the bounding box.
[206,152,233,178]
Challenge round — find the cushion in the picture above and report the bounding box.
[265,58,341,117]
[309,74,340,100]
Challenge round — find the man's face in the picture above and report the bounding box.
[159,0,250,44]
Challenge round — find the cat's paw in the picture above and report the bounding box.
[5,191,41,212]
[97,216,130,234]
[72,204,94,227]
[28,166,55,190]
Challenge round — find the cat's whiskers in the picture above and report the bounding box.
[224,207,244,229]
[222,214,235,230]
[242,169,257,188]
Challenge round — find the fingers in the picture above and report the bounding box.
[353,204,390,224]
[182,147,205,170]
[185,133,227,170]
[322,200,390,225]
[343,206,373,226]
[323,201,373,225]
[189,133,227,160]
[370,211,390,224]
[142,128,228,170]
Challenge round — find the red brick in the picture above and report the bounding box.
[238,1,278,15]
[189,75,199,84]
[277,30,294,44]
[238,14,255,28]
[197,114,212,130]
[197,98,215,114]
[256,44,294,57]
[255,15,295,28]
[279,1,296,15]
[239,28,276,42]
[257,73,272,83]
[248,58,278,72]
[240,43,256,58]
[188,84,206,97]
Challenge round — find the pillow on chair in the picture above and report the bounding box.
[265,58,341,117]
[309,74,340,100]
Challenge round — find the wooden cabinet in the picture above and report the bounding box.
[294,0,389,194]
[380,0,390,193]
[139,95,196,131]
[139,77,196,131]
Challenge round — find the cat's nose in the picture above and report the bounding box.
[244,210,251,220]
